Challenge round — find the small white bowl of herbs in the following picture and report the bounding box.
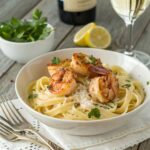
[0,9,54,64]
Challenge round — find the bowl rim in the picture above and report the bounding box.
[0,23,54,44]
[15,48,150,124]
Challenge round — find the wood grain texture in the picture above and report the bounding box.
[0,0,81,81]
[0,0,150,150]
[134,19,150,68]
[23,0,74,49]
[0,0,40,78]
[57,0,150,51]
[0,0,74,78]
[0,0,74,97]
[138,139,150,150]
[126,145,139,150]
[0,63,22,98]
[134,20,150,54]
[0,0,40,21]
[0,51,14,77]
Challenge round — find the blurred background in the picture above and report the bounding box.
[0,0,150,97]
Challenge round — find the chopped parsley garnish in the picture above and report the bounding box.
[74,102,80,108]
[147,81,150,85]
[89,55,97,65]
[122,84,131,88]
[107,103,114,108]
[88,108,101,119]
[0,9,52,42]
[47,85,51,90]
[51,57,61,64]
[126,79,131,82]
[28,94,38,99]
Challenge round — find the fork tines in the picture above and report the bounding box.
[0,95,27,125]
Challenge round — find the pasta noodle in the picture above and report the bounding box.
[27,55,145,121]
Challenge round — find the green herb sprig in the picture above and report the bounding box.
[51,57,61,64]
[122,84,131,88]
[0,9,53,42]
[125,79,131,82]
[88,108,101,119]
[89,55,97,65]
[28,93,38,99]
[47,85,52,90]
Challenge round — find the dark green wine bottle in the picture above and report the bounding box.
[57,0,96,25]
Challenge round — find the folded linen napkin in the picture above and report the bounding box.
[0,99,150,150]
[43,107,150,150]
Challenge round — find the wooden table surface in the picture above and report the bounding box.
[0,0,150,150]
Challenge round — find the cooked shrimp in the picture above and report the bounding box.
[88,65,111,76]
[71,53,101,76]
[48,59,71,76]
[89,73,119,103]
[49,69,77,96]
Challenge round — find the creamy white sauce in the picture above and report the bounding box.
[74,84,93,109]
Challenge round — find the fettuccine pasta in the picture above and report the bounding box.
[27,53,145,120]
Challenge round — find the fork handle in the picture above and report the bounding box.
[14,132,48,146]
[24,129,57,150]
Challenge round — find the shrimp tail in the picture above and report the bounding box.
[88,65,111,76]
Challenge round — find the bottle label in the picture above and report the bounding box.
[64,0,96,12]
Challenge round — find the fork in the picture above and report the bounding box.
[0,119,42,144]
[0,95,59,150]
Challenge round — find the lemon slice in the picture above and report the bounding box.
[73,22,96,46]
[85,26,111,49]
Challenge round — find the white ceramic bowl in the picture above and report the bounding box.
[15,48,150,135]
[0,24,54,64]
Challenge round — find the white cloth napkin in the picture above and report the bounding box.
[1,99,150,150]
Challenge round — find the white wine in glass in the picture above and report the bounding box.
[111,0,150,65]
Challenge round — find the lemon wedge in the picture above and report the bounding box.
[74,24,111,49]
[85,26,111,49]
[73,22,96,46]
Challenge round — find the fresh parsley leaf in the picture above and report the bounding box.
[52,57,61,64]
[28,94,38,99]
[88,108,101,119]
[47,85,52,90]
[0,9,52,42]
[89,55,97,65]
[126,79,131,82]
[122,84,131,88]
[10,17,21,27]
[17,31,25,39]
[74,102,80,108]
[32,9,42,20]
[39,27,53,40]
[147,81,150,85]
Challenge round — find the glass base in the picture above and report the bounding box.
[116,49,150,66]
[133,50,150,66]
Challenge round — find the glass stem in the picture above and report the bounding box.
[124,20,134,56]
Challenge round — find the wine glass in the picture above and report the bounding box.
[111,0,150,65]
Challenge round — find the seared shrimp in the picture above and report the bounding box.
[49,69,77,96]
[89,73,119,103]
[48,59,71,76]
[71,53,101,76]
